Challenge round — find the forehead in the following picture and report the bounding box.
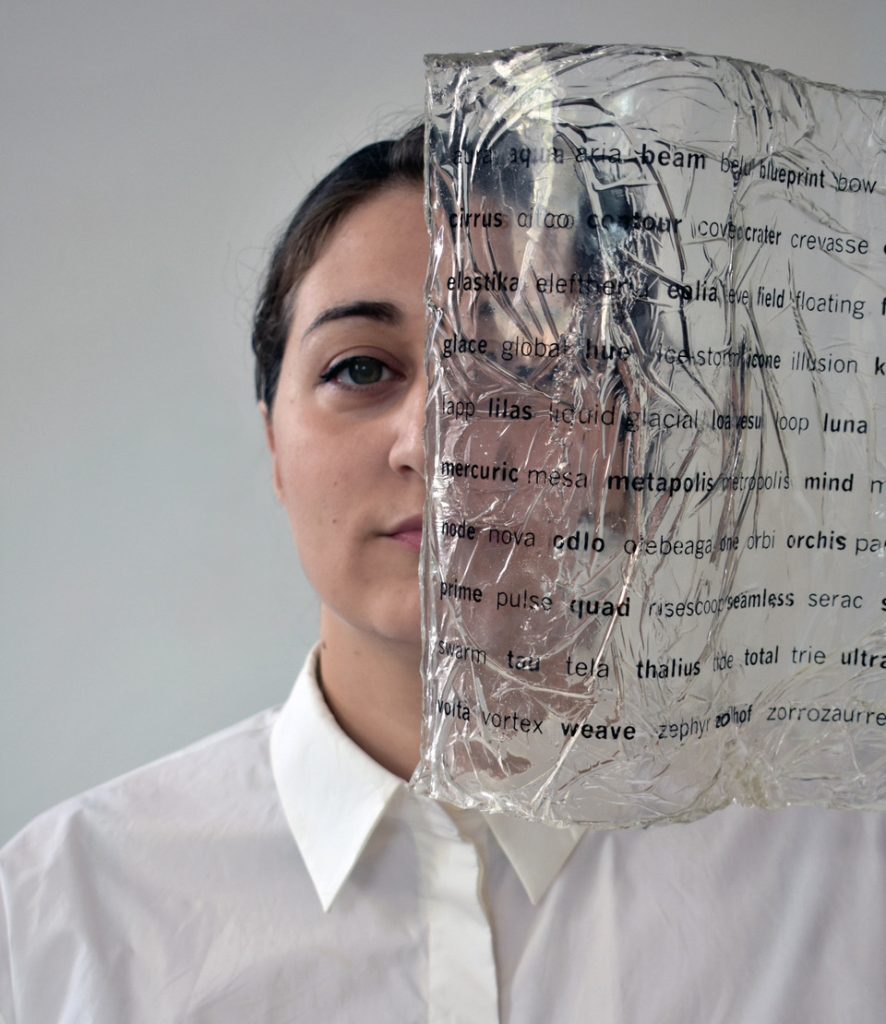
[291,186,428,334]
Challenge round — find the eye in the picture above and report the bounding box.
[320,355,395,389]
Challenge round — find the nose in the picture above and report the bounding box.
[388,370,427,480]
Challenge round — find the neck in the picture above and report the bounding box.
[316,608,423,781]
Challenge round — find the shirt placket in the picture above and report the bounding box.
[410,801,499,1024]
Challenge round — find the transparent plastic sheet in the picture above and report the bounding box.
[413,44,886,827]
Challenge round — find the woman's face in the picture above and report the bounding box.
[263,186,428,647]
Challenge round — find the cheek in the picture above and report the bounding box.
[279,452,349,600]
[271,397,399,586]
[281,456,383,617]
[280,440,343,535]
[276,418,371,554]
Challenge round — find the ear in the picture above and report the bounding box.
[259,401,284,503]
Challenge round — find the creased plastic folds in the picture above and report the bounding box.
[413,44,886,827]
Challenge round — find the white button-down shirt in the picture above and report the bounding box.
[2,648,885,1022]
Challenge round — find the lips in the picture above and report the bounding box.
[386,514,424,551]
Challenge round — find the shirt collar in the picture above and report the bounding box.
[484,812,585,905]
[271,647,584,911]
[270,647,402,912]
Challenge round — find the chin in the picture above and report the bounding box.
[373,605,424,649]
[325,589,423,650]
[360,569,423,646]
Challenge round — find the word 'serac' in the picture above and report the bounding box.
[412,44,886,827]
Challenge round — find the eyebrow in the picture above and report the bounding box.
[302,300,401,339]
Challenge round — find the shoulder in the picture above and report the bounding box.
[569,801,886,879]
[0,707,321,1022]
[546,805,886,1020]
[1,706,282,876]
[566,802,886,965]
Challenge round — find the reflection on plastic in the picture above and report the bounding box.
[413,44,886,827]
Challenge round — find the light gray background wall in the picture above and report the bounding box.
[2,0,882,843]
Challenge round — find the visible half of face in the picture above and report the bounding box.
[263,186,429,647]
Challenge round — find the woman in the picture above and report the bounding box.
[1,123,884,1024]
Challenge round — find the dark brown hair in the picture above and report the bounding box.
[252,123,424,410]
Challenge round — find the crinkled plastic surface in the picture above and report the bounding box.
[413,44,886,827]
